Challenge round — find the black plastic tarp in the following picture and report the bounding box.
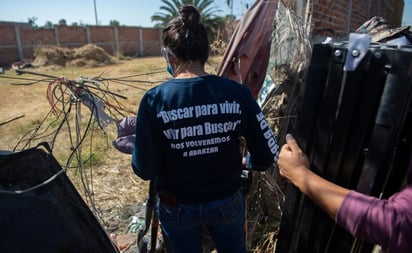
[0,143,120,253]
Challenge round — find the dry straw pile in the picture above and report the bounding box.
[244,1,312,251]
[32,44,117,68]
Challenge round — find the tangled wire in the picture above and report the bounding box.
[1,68,165,219]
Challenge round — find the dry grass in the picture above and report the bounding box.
[0,55,224,237]
[0,1,313,250]
[0,57,166,235]
[0,40,290,252]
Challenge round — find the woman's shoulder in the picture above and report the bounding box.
[209,75,251,91]
[145,79,176,93]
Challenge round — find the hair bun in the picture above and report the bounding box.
[162,4,209,64]
[180,5,200,29]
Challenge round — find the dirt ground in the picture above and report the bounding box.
[0,43,288,252]
[0,54,223,251]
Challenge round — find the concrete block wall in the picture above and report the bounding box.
[0,23,162,67]
[0,0,405,67]
[0,24,20,66]
[312,0,404,39]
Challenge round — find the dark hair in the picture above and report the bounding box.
[162,5,209,64]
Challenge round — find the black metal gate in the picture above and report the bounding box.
[276,43,412,253]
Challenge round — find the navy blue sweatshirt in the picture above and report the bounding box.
[132,75,278,203]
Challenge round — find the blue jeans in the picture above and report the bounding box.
[157,190,247,253]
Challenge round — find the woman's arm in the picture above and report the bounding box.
[277,134,350,219]
[278,134,412,252]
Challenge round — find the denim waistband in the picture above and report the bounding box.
[159,189,242,207]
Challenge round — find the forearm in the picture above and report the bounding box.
[278,134,351,219]
[295,169,350,219]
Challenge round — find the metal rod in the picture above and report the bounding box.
[94,0,98,25]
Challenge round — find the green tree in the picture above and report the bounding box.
[44,21,53,29]
[151,0,224,40]
[58,19,67,26]
[28,17,38,28]
[109,20,120,27]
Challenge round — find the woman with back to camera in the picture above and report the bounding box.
[131,5,279,253]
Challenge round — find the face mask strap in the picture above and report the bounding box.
[162,47,174,76]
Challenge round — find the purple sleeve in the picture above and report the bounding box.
[112,117,136,154]
[336,186,412,253]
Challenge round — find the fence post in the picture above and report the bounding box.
[85,27,91,44]
[54,26,60,46]
[114,26,120,56]
[159,28,162,54]
[14,25,24,61]
[139,28,144,56]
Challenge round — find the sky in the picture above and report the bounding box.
[0,0,255,27]
[402,0,412,27]
[0,0,411,27]
[403,0,412,26]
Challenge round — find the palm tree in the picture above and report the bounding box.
[151,0,225,40]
